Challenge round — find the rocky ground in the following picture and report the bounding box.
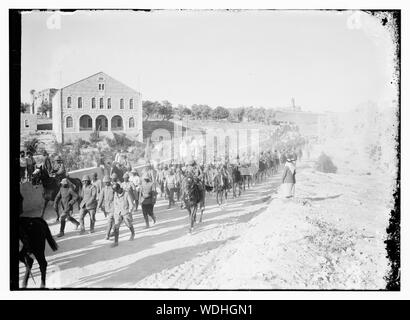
[20,159,392,289]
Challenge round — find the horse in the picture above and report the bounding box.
[181,175,205,233]
[228,164,242,198]
[31,165,82,222]
[213,169,230,206]
[19,194,58,288]
[256,159,267,183]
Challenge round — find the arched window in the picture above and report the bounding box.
[107,98,111,109]
[66,116,73,128]
[120,98,124,109]
[129,117,135,128]
[111,115,123,131]
[92,97,96,109]
[99,98,104,109]
[67,97,71,108]
[79,115,92,131]
[78,97,82,108]
[129,98,133,109]
[96,115,108,131]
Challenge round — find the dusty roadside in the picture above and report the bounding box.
[137,161,392,289]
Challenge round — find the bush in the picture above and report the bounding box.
[24,138,40,154]
[105,133,134,150]
[315,152,337,173]
[89,130,101,144]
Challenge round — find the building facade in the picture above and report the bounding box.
[52,72,143,143]
[21,113,37,133]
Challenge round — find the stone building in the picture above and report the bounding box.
[21,113,37,133]
[52,72,143,143]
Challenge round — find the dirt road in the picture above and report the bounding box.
[20,173,281,288]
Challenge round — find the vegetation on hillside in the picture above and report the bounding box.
[143,100,284,125]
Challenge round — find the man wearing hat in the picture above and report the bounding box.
[52,155,66,184]
[98,175,115,240]
[91,172,102,201]
[140,175,157,229]
[281,157,296,198]
[165,168,177,209]
[110,162,124,183]
[54,178,80,237]
[129,168,141,212]
[121,172,137,208]
[111,182,135,247]
[79,175,98,234]
[42,150,53,176]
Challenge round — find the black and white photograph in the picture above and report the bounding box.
[8,5,402,295]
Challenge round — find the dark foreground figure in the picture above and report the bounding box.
[19,216,58,288]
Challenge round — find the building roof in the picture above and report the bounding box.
[61,71,139,93]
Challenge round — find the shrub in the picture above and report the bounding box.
[315,152,338,173]
[89,130,101,144]
[105,133,134,150]
[24,138,40,154]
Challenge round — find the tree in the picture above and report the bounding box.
[199,104,212,120]
[160,100,174,120]
[24,138,40,154]
[38,101,52,117]
[175,104,191,119]
[142,100,155,120]
[228,107,245,122]
[20,102,31,113]
[191,104,202,120]
[211,106,229,120]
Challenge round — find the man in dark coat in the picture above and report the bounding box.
[42,150,53,175]
[54,178,80,237]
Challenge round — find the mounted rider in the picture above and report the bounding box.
[42,150,53,175]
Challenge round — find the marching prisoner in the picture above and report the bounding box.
[54,178,80,237]
[79,175,98,234]
[111,182,135,247]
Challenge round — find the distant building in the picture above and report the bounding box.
[34,88,58,117]
[21,113,37,133]
[52,71,143,143]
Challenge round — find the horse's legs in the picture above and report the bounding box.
[190,206,197,231]
[199,202,204,223]
[22,255,34,289]
[35,251,48,289]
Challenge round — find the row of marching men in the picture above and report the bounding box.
[53,170,158,248]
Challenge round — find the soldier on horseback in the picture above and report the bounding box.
[51,155,66,182]
[42,150,53,176]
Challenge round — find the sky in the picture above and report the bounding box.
[20,10,398,112]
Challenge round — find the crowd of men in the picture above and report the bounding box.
[21,144,304,248]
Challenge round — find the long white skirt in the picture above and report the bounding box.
[280,183,295,198]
